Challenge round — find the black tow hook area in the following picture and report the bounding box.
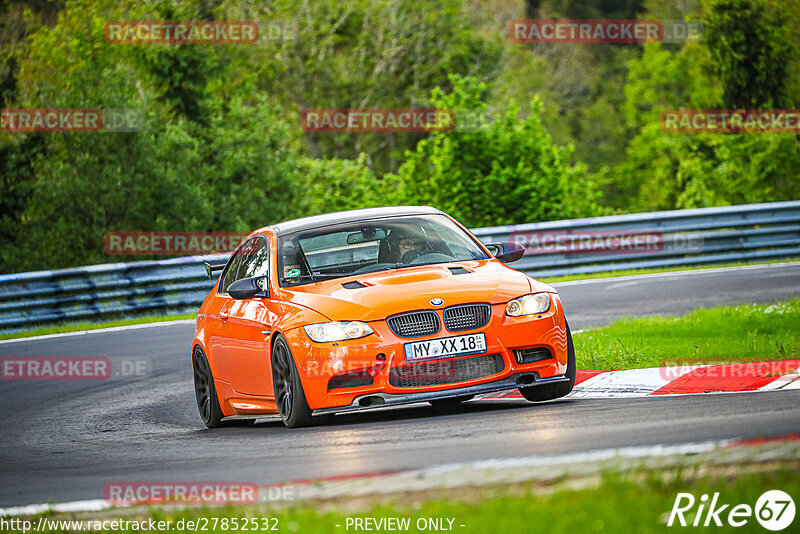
[358,395,386,407]
[516,373,539,386]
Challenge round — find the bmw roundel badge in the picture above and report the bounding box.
[430,298,444,306]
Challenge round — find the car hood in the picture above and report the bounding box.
[279,260,555,322]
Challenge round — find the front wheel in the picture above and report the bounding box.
[271,335,314,428]
[519,321,576,402]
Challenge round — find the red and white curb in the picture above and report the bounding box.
[477,359,800,400]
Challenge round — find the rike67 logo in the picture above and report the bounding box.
[668,490,795,530]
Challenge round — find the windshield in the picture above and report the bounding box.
[278,214,489,287]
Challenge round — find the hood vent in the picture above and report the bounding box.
[448,267,471,275]
[342,280,367,289]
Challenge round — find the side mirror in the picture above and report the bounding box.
[486,242,525,263]
[228,276,269,299]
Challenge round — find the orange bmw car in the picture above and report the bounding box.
[192,206,575,428]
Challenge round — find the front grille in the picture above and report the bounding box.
[444,304,491,332]
[387,310,440,338]
[389,354,505,388]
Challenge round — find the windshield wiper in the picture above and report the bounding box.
[358,264,399,274]
[397,260,451,269]
[281,272,345,284]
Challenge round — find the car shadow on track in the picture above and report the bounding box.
[239,399,575,430]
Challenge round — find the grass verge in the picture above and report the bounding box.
[573,299,800,370]
[539,258,800,284]
[15,461,799,533]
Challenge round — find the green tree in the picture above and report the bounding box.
[615,19,800,213]
[704,0,794,108]
[388,75,604,226]
[298,153,380,217]
[236,0,503,175]
[3,0,306,271]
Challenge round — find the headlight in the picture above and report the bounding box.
[505,293,551,316]
[303,321,374,342]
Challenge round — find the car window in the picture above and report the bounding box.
[219,254,242,294]
[302,232,380,271]
[219,235,269,293]
[240,236,270,278]
[279,215,488,287]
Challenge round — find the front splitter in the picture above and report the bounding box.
[313,373,570,415]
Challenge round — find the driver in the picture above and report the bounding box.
[394,231,428,264]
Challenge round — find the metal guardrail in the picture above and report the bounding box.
[0,255,227,334]
[471,200,800,277]
[1,201,799,334]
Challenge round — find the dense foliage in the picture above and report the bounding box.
[0,0,798,272]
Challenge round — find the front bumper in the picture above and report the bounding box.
[283,293,569,411]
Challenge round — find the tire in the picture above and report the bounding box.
[193,347,227,428]
[193,347,256,428]
[271,335,314,428]
[429,395,474,412]
[519,321,576,402]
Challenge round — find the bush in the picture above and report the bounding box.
[388,75,605,226]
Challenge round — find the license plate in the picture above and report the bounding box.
[404,333,487,362]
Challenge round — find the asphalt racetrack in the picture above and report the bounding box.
[1,263,799,507]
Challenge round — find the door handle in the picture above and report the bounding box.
[220,313,228,321]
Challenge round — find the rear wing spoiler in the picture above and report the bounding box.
[203,260,228,279]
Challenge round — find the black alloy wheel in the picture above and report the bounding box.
[271,335,313,428]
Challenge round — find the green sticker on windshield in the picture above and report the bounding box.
[287,268,301,278]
